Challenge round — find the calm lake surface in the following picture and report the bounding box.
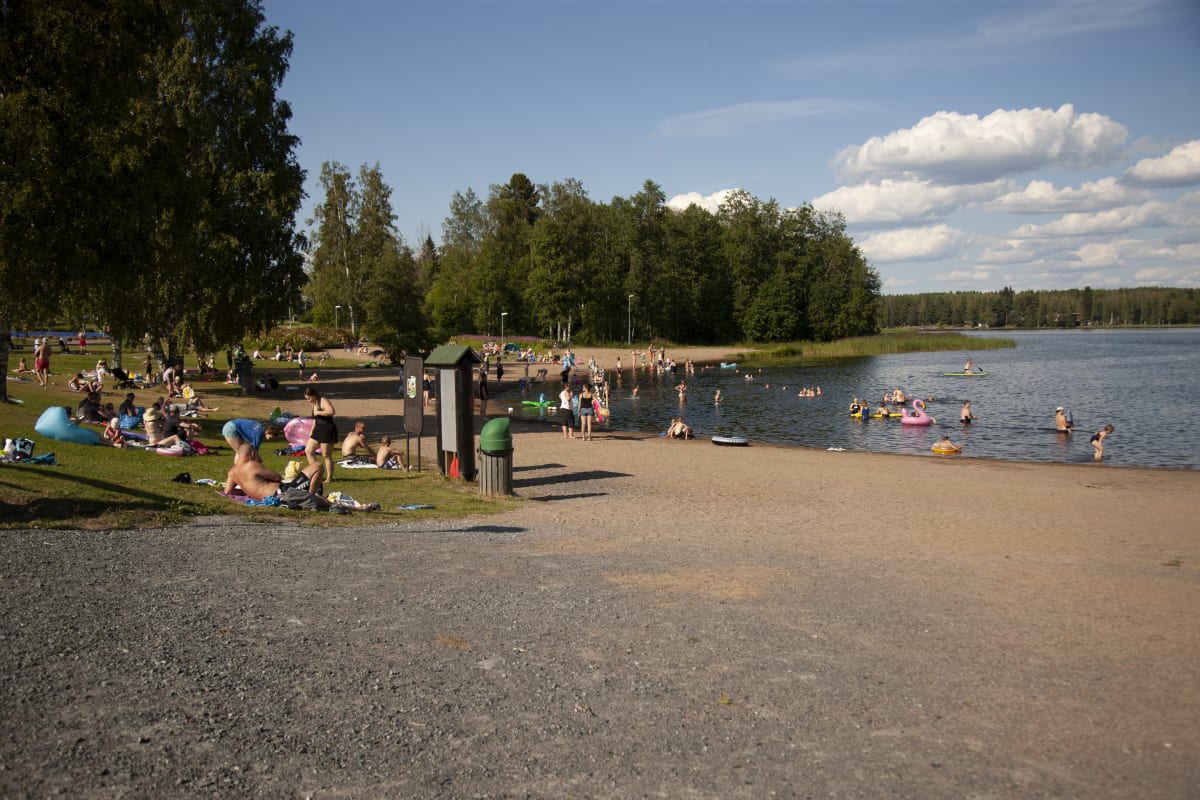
[520,328,1200,469]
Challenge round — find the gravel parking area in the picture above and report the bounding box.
[3,434,1198,798]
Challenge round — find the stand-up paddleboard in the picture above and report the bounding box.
[943,372,988,377]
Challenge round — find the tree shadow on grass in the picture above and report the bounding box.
[0,469,181,525]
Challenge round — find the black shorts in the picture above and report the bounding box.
[282,470,311,493]
[560,409,575,427]
[312,416,338,445]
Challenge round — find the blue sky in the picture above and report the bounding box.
[262,0,1200,294]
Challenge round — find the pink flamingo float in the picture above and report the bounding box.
[900,398,934,426]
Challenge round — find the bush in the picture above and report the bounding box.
[250,325,345,353]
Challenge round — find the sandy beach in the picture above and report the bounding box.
[2,345,1198,797]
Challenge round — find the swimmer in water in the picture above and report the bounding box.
[932,435,961,454]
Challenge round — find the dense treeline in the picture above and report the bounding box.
[880,287,1200,328]
[307,173,882,351]
[0,0,305,401]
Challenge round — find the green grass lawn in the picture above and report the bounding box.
[1,347,505,529]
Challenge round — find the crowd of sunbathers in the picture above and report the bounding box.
[90,389,212,450]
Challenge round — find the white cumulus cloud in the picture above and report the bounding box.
[1132,264,1200,286]
[834,104,1128,183]
[665,189,743,215]
[934,269,993,283]
[857,224,966,262]
[984,176,1151,214]
[1076,238,1196,267]
[1010,202,1173,238]
[812,179,1009,224]
[978,239,1041,264]
[1123,140,1200,187]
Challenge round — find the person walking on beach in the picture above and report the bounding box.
[1091,424,1114,461]
[559,384,575,439]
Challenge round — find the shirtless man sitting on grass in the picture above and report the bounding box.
[340,420,376,464]
[225,444,327,502]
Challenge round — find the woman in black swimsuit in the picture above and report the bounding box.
[579,384,596,441]
[304,386,338,482]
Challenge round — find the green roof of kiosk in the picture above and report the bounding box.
[425,345,482,367]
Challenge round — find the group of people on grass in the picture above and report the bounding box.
[96,390,210,449]
[221,386,410,504]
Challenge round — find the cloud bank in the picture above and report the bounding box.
[667,102,1199,291]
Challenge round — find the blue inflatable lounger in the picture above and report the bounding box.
[34,405,102,446]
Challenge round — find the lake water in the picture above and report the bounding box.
[519,328,1200,469]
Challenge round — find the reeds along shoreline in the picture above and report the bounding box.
[752,332,1016,359]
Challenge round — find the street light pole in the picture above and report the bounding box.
[500,311,508,346]
[627,294,634,345]
[335,305,341,330]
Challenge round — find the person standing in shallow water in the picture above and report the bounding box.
[1091,424,1114,461]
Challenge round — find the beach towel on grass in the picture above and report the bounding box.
[12,453,58,466]
[338,457,378,469]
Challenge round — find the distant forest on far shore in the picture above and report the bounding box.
[879,286,1199,328]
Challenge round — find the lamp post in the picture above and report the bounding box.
[627,294,634,345]
[334,305,341,330]
[500,311,508,346]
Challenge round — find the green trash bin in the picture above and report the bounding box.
[478,417,513,496]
